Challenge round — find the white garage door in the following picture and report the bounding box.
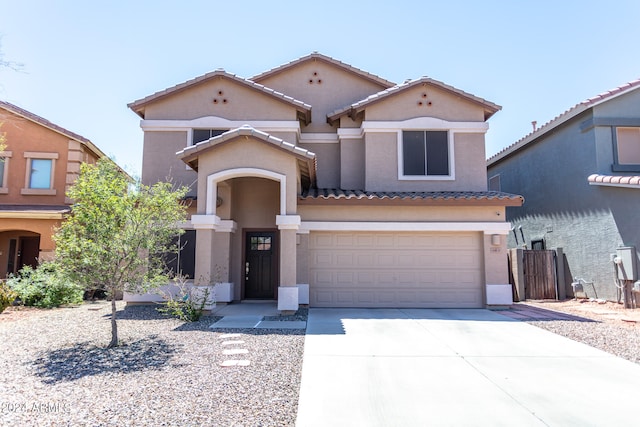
[309,231,483,308]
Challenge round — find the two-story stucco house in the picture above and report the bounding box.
[128,53,522,310]
[0,100,113,277]
[488,79,640,302]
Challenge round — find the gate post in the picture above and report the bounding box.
[555,247,566,300]
[509,248,525,301]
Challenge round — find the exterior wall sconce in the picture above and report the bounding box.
[491,234,501,246]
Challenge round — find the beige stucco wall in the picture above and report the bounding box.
[255,60,389,133]
[340,138,365,190]
[143,77,299,121]
[364,132,488,192]
[365,84,486,122]
[141,131,197,194]
[484,233,508,285]
[298,204,505,222]
[298,142,339,188]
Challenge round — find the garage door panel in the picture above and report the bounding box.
[309,231,483,308]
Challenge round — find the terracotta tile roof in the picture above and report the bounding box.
[488,78,640,166]
[588,174,640,188]
[0,99,107,159]
[300,189,523,205]
[128,70,312,123]
[178,124,315,161]
[328,77,501,124]
[251,52,396,89]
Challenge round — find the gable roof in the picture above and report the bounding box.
[128,70,312,124]
[176,125,317,188]
[251,52,396,89]
[0,99,107,159]
[327,77,501,124]
[488,78,640,166]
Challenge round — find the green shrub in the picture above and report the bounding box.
[157,276,212,322]
[6,263,83,308]
[0,281,17,313]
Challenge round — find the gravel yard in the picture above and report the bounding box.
[0,301,304,427]
[519,299,640,365]
[1,299,639,426]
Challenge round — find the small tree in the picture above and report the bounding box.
[54,158,188,348]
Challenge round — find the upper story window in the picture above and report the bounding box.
[192,129,227,145]
[0,151,11,194]
[614,127,640,172]
[21,152,58,196]
[30,159,53,188]
[488,174,501,191]
[400,130,451,179]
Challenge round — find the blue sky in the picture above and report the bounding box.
[1,0,639,177]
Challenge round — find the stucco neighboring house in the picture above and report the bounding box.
[128,52,522,310]
[0,100,114,277]
[487,79,640,302]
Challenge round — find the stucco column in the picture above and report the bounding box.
[194,228,215,285]
[192,215,236,302]
[192,214,221,283]
[484,231,512,305]
[276,215,300,311]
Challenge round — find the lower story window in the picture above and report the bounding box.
[164,230,196,279]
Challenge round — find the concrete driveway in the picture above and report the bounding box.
[296,308,640,427]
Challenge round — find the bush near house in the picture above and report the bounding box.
[0,281,17,313]
[6,262,83,308]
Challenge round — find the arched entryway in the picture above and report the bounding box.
[0,230,41,277]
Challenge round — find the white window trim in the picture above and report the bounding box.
[396,130,456,181]
[0,151,12,194]
[22,152,59,196]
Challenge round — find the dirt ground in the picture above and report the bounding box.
[523,298,640,326]
[0,305,51,323]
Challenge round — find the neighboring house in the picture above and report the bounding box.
[128,52,522,310]
[0,100,112,277]
[487,79,640,301]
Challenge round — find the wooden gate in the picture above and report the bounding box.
[523,250,557,299]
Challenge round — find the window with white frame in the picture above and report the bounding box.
[615,127,640,170]
[22,152,58,195]
[401,130,450,177]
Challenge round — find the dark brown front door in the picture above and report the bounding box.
[244,231,278,299]
[18,236,40,271]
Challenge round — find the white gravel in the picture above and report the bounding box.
[0,301,304,427]
[518,301,640,365]
[2,300,638,426]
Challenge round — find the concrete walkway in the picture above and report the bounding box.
[208,302,306,330]
[296,308,640,427]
